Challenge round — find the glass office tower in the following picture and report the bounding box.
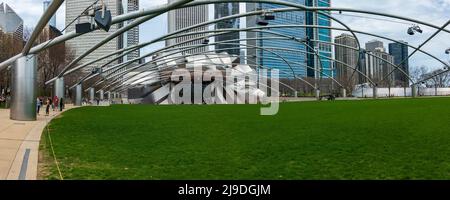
[306,0,333,78]
[215,3,241,56]
[388,41,409,86]
[247,0,307,78]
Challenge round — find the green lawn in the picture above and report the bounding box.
[40,98,450,180]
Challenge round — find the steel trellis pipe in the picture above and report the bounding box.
[381,19,450,83]
[2,0,449,71]
[47,0,195,84]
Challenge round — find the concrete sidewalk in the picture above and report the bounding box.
[0,106,73,180]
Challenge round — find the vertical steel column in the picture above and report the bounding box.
[342,88,347,98]
[411,85,417,97]
[10,55,37,121]
[89,88,95,103]
[99,90,104,100]
[75,84,82,106]
[54,77,65,99]
[373,86,378,99]
[315,89,320,100]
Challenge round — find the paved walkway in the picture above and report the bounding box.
[0,106,74,180]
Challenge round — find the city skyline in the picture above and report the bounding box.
[0,0,448,69]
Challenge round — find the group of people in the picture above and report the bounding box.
[36,96,65,116]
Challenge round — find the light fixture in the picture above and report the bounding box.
[257,18,269,26]
[408,25,423,35]
[94,5,112,32]
[257,10,275,26]
[75,22,93,34]
[76,3,111,33]
[262,11,275,21]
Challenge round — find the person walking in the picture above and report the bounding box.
[53,96,59,111]
[59,97,64,111]
[36,97,41,115]
[45,98,51,116]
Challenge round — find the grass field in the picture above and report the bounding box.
[40,98,450,180]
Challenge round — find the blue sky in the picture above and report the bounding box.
[2,0,450,69]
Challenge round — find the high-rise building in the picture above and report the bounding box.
[0,3,23,40]
[43,0,57,27]
[214,3,240,56]
[167,0,209,54]
[365,39,384,52]
[166,1,332,79]
[167,2,249,57]
[334,33,358,85]
[389,41,409,86]
[364,47,395,86]
[306,0,332,78]
[66,0,139,72]
[247,0,308,78]
[118,0,140,63]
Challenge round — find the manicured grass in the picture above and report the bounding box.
[40,98,450,180]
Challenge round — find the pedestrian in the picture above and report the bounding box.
[59,97,64,111]
[36,97,41,115]
[48,97,53,112]
[53,96,59,111]
[45,98,50,116]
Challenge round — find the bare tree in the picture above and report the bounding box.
[0,30,23,96]
[431,70,450,87]
[410,65,450,88]
[36,27,75,97]
[410,65,429,84]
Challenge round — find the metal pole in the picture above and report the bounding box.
[411,84,417,97]
[10,55,37,121]
[342,88,347,98]
[89,88,95,103]
[99,90,104,100]
[373,86,378,99]
[75,84,82,106]
[54,77,65,99]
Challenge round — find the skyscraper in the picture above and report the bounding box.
[167,2,250,57]
[365,40,384,52]
[167,0,209,54]
[0,3,23,40]
[65,0,139,71]
[389,41,409,86]
[214,3,240,56]
[166,1,332,79]
[118,0,140,63]
[43,0,57,27]
[334,33,358,85]
[247,0,308,78]
[66,0,119,71]
[306,0,332,78]
[364,47,395,86]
